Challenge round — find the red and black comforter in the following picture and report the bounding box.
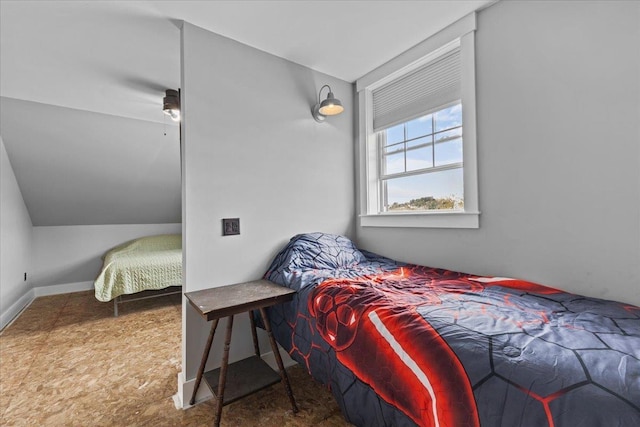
[264,233,640,427]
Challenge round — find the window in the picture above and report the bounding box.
[380,103,464,212]
[356,13,479,228]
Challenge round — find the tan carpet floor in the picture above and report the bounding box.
[0,291,350,426]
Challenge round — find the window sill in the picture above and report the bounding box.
[359,211,479,229]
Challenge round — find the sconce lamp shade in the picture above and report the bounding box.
[163,89,181,122]
[313,85,344,122]
[319,92,344,115]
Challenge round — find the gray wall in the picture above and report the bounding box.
[32,224,181,288]
[180,21,355,383]
[0,137,33,326]
[356,0,640,306]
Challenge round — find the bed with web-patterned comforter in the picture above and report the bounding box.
[264,233,640,427]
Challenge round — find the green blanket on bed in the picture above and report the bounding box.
[94,234,182,302]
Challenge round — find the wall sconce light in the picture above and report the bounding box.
[163,89,181,122]
[312,84,344,123]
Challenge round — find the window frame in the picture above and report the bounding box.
[356,13,479,229]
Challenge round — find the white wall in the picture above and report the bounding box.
[32,223,181,288]
[0,137,33,326]
[180,21,355,394]
[356,0,640,306]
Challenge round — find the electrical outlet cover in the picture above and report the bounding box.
[222,218,240,236]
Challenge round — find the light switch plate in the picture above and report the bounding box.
[222,218,240,236]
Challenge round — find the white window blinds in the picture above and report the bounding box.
[372,48,461,132]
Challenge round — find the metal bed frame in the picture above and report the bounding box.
[113,285,182,316]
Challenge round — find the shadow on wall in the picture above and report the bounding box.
[34,258,103,287]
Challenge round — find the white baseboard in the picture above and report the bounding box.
[34,281,94,297]
[0,289,35,330]
[174,371,213,409]
[262,347,298,371]
[1,281,94,331]
[173,349,298,410]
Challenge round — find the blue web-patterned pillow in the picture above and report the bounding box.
[265,233,403,291]
[277,232,367,270]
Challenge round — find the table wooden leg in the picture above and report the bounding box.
[259,307,298,413]
[214,315,234,427]
[190,318,219,406]
[248,310,260,357]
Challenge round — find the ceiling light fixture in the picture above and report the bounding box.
[163,89,181,122]
[312,84,344,123]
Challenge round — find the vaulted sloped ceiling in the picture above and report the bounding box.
[1,97,181,226]
[0,0,182,226]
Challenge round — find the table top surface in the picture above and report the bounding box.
[185,279,296,321]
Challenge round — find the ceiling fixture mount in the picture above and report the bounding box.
[312,84,344,123]
[163,89,181,122]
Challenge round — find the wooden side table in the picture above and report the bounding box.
[185,279,298,426]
